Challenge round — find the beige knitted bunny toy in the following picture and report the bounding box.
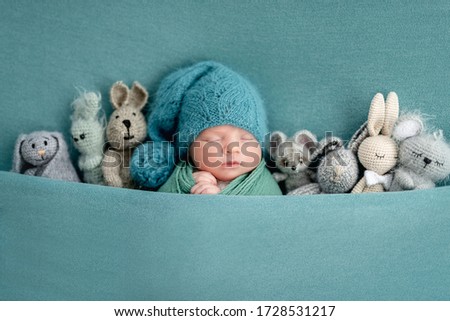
[351,92,399,193]
[102,81,148,188]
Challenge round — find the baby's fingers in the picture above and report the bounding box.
[193,171,217,184]
[191,182,220,195]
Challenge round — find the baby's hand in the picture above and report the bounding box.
[191,171,220,194]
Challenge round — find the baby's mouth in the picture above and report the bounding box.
[222,161,241,168]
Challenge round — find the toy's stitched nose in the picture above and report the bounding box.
[424,157,432,165]
[122,120,131,129]
[38,149,46,156]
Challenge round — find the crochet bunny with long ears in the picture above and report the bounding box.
[12,131,80,182]
[351,92,399,193]
[70,91,105,185]
[389,114,450,191]
[102,81,148,188]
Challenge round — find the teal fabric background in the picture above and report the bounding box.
[1,0,450,170]
[1,0,450,300]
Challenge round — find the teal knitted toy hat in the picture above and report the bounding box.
[131,61,268,188]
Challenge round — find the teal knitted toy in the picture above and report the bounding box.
[131,61,268,188]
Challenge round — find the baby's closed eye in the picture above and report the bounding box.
[241,134,255,141]
[199,136,221,142]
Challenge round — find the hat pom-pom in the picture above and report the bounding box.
[131,141,175,188]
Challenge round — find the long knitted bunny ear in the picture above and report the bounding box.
[382,91,399,136]
[128,81,148,111]
[131,62,218,189]
[367,93,385,137]
[348,121,369,154]
[12,134,27,173]
[110,81,129,110]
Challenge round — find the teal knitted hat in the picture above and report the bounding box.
[131,61,268,188]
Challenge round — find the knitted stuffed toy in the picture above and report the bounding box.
[130,61,281,195]
[12,131,80,182]
[102,81,148,188]
[70,91,105,185]
[269,130,317,193]
[288,135,359,195]
[352,92,399,193]
[389,114,450,190]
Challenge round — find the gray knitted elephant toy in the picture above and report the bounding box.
[12,131,80,182]
[269,130,318,193]
[71,91,105,185]
[288,135,359,195]
[389,114,450,191]
[102,81,148,188]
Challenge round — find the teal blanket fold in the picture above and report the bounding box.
[158,160,282,195]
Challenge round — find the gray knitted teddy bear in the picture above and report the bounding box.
[12,131,80,182]
[270,130,318,193]
[102,81,148,188]
[288,135,359,195]
[71,91,105,185]
[389,114,450,191]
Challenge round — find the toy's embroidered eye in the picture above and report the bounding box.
[132,112,136,116]
[375,153,385,159]
[32,144,36,149]
[80,133,86,140]
[282,159,289,167]
[115,115,119,119]
[435,160,444,167]
[73,136,78,142]
[44,141,47,146]
[412,151,422,158]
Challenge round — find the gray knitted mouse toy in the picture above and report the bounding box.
[389,114,450,191]
[12,131,80,182]
[270,130,317,193]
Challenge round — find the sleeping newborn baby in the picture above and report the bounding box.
[131,61,281,195]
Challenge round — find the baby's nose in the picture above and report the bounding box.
[226,141,240,153]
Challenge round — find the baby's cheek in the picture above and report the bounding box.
[241,145,262,168]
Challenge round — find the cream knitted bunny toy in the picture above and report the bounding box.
[351,92,399,193]
[70,91,105,185]
[389,114,450,190]
[270,130,317,193]
[102,81,148,188]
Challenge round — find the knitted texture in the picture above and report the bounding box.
[131,61,268,189]
[12,131,80,182]
[269,130,317,193]
[316,137,359,193]
[390,115,450,191]
[102,81,148,188]
[287,136,359,194]
[70,91,105,185]
[158,160,282,195]
[352,92,399,193]
[287,182,321,195]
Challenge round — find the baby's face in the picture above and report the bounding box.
[189,125,262,181]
